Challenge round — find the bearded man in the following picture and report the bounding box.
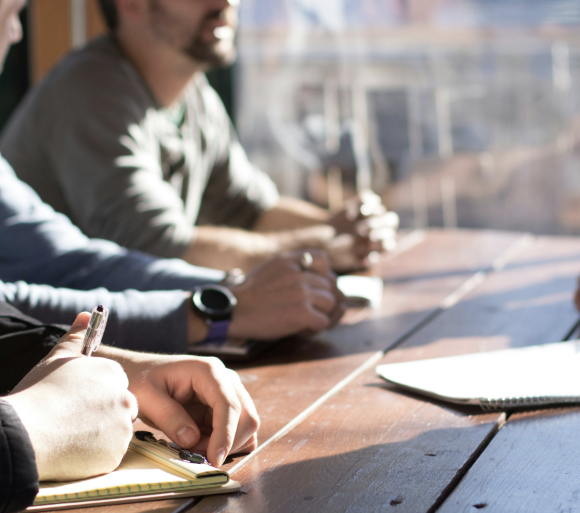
[0,0,398,273]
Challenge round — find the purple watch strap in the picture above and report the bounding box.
[205,319,231,344]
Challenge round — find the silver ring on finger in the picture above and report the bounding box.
[299,251,314,272]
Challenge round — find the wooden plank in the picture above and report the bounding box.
[438,408,580,513]
[428,237,580,513]
[243,229,523,364]
[232,230,522,444]
[29,0,71,82]
[50,498,193,513]
[191,234,580,512]
[383,234,580,364]
[191,366,504,513]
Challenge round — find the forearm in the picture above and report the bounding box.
[181,226,280,271]
[253,196,331,232]
[0,281,191,353]
[181,224,336,272]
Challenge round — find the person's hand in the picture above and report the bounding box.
[227,250,346,339]
[95,348,260,468]
[574,276,580,312]
[5,313,138,481]
[327,191,399,272]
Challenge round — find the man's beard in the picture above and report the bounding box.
[149,0,237,69]
[182,32,237,69]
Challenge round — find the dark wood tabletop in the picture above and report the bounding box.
[58,229,580,513]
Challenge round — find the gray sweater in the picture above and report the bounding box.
[0,35,279,258]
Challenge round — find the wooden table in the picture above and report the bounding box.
[67,229,580,513]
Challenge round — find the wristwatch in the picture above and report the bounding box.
[191,284,238,344]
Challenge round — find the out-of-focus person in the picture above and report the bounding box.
[0,0,345,354]
[0,0,399,274]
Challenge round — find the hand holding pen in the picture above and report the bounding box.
[6,311,137,481]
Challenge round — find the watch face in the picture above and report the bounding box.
[192,285,237,320]
[200,288,230,310]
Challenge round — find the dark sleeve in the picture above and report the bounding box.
[0,400,39,513]
[0,281,191,355]
[0,301,65,396]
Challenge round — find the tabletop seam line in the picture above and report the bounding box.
[382,230,427,263]
[428,413,508,513]
[229,350,385,476]
[422,233,535,512]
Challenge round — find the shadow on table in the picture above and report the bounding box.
[365,382,580,418]
[232,272,579,371]
[367,381,487,417]
[197,424,503,513]
[385,251,580,285]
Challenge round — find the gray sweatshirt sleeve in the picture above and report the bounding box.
[0,280,189,353]
[47,64,278,255]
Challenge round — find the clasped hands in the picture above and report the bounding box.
[264,192,399,274]
[326,191,400,272]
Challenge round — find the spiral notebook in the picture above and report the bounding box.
[377,340,580,410]
[27,434,240,511]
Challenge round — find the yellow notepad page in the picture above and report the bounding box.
[35,447,230,505]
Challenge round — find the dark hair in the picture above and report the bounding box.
[97,0,118,31]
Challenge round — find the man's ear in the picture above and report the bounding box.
[115,0,149,26]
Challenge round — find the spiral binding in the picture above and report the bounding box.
[479,396,580,411]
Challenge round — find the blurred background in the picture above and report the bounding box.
[3,0,580,235]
